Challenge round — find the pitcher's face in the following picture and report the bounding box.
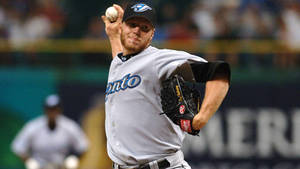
[121,17,155,55]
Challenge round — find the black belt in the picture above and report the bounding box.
[114,159,170,169]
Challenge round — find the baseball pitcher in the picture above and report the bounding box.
[101,0,230,168]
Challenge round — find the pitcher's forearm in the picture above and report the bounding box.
[109,37,123,58]
[193,79,229,130]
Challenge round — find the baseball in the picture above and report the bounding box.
[105,6,118,22]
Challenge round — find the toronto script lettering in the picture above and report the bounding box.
[105,73,141,97]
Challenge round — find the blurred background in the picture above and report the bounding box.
[0,0,299,168]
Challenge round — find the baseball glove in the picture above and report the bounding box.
[160,75,201,136]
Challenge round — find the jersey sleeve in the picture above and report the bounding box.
[11,122,35,157]
[154,49,207,81]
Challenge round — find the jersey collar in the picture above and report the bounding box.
[117,52,139,62]
[117,46,153,62]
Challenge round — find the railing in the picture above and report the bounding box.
[0,39,299,53]
[0,39,299,69]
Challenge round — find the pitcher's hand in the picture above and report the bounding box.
[101,4,124,40]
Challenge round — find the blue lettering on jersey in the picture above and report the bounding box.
[105,74,141,100]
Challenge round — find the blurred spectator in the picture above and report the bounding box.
[0,6,10,64]
[213,6,237,39]
[38,0,66,37]
[279,1,300,50]
[5,3,52,65]
[236,2,274,39]
[153,2,178,40]
[6,2,52,48]
[11,0,30,15]
[1,0,66,48]
[192,1,216,39]
[158,2,178,25]
[167,6,199,40]
[198,0,225,9]
[276,1,300,68]
[6,6,28,48]
[235,2,275,68]
[0,5,8,38]
[24,6,52,41]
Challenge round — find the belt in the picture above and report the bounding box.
[114,159,170,169]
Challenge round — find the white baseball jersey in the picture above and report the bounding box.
[105,46,206,165]
[11,115,88,167]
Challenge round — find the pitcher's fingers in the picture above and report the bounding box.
[113,4,124,22]
[113,4,124,14]
[101,15,110,25]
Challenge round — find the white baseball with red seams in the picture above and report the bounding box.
[105,46,207,167]
[105,6,118,22]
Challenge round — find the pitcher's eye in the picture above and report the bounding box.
[140,25,150,33]
[128,22,138,28]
